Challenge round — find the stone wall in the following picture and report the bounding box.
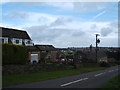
[2,64,72,75]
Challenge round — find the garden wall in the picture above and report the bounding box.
[2,64,73,75]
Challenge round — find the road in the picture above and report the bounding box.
[3,65,120,89]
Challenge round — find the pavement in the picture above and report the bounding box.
[3,65,120,89]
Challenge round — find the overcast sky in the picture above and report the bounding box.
[1,1,118,48]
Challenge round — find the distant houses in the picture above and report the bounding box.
[1,27,119,64]
[35,45,58,63]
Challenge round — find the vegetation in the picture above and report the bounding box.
[98,61,119,68]
[99,62,111,67]
[79,67,105,72]
[106,51,119,61]
[2,44,27,65]
[101,75,120,89]
[3,67,105,87]
[3,69,80,87]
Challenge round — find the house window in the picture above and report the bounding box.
[0,38,4,43]
[12,38,22,45]
[2,39,4,43]
[26,40,31,44]
[28,41,30,44]
[0,37,8,43]
[16,40,20,44]
[25,40,33,46]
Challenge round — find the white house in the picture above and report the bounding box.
[0,27,33,46]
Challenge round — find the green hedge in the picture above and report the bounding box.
[2,44,27,65]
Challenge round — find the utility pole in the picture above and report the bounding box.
[95,34,100,63]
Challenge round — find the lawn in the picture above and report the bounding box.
[101,75,120,89]
[79,67,105,72]
[3,67,105,87]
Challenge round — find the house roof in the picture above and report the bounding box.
[35,45,56,51]
[0,27,31,40]
[26,46,39,51]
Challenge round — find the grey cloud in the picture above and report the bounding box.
[91,24,97,29]
[25,25,86,46]
[73,2,105,13]
[26,25,70,43]
[8,11,29,19]
[26,25,56,42]
[51,17,73,26]
[72,29,85,37]
[109,21,118,28]
[101,27,112,36]
[25,25,101,47]
[24,2,44,7]
[38,16,49,22]
[43,2,106,13]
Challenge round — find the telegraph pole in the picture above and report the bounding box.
[95,34,100,63]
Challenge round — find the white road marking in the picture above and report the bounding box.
[94,73,103,77]
[108,71,112,72]
[61,78,88,87]
[103,72,106,74]
[108,70,114,72]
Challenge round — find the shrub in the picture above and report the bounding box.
[2,44,27,65]
[99,62,111,67]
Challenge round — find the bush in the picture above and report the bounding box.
[2,44,27,65]
[99,62,111,67]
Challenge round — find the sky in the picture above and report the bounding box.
[1,1,118,48]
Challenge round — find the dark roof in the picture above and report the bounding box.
[57,48,68,50]
[1,27,31,40]
[26,46,39,51]
[35,45,56,51]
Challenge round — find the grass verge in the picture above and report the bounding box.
[3,67,105,87]
[101,75,120,89]
[79,67,105,72]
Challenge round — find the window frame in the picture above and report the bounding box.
[13,38,22,45]
[2,38,4,43]
[15,39,20,44]
[24,39,33,46]
[0,37,8,43]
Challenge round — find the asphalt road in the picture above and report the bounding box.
[4,65,120,89]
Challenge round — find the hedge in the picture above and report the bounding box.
[2,44,27,65]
